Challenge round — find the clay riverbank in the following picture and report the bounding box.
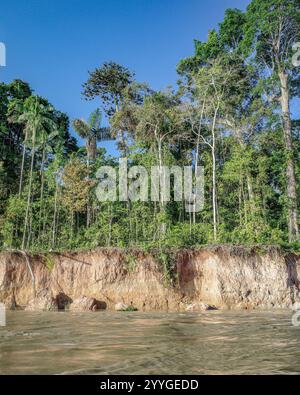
[0,246,299,312]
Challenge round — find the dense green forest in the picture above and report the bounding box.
[0,0,299,252]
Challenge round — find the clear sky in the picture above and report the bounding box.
[0,0,255,153]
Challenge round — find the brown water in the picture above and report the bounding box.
[0,310,299,375]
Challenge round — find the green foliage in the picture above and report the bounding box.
[124,253,138,273]
[155,251,178,286]
[82,61,134,116]
[43,253,55,270]
[219,8,246,50]
[121,306,138,312]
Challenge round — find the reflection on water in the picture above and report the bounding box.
[0,310,299,375]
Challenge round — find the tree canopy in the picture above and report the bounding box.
[1,0,300,251]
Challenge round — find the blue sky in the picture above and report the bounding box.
[0,0,257,153]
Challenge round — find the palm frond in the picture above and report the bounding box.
[88,108,102,130]
[72,119,90,138]
[93,127,114,142]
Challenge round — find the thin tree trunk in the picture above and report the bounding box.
[279,71,299,242]
[52,184,59,248]
[193,98,206,224]
[211,105,219,242]
[18,138,27,197]
[212,147,217,242]
[119,132,127,158]
[235,128,256,214]
[153,201,157,241]
[158,137,163,207]
[86,138,93,228]
[126,184,131,242]
[193,135,200,225]
[246,175,255,205]
[157,134,166,235]
[70,212,74,241]
[27,201,33,249]
[108,204,112,247]
[239,177,243,226]
[38,138,46,240]
[136,218,138,244]
[241,180,247,224]
[22,131,36,250]
[115,99,127,157]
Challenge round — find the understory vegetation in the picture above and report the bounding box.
[0,0,299,252]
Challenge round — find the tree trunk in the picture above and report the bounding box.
[38,139,46,240]
[211,106,219,242]
[193,135,200,225]
[212,146,217,242]
[18,138,27,198]
[235,128,256,215]
[86,136,95,228]
[52,184,59,249]
[246,174,255,205]
[279,71,299,242]
[158,137,163,206]
[22,131,36,250]
[193,98,206,224]
[157,135,166,235]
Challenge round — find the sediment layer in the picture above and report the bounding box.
[0,246,299,311]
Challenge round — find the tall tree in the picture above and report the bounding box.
[82,62,135,155]
[73,109,112,226]
[72,109,112,165]
[82,61,134,116]
[2,81,32,197]
[18,96,57,249]
[242,0,300,241]
[61,157,92,237]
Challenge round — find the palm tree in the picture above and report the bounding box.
[73,109,113,226]
[72,109,112,166]
[18,96,57,249]
[7,99,28,197]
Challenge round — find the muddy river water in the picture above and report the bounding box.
[0,310,299,374]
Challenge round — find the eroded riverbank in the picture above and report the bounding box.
[0,246,299,312]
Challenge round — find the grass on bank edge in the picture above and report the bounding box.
[2,241,300,256]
